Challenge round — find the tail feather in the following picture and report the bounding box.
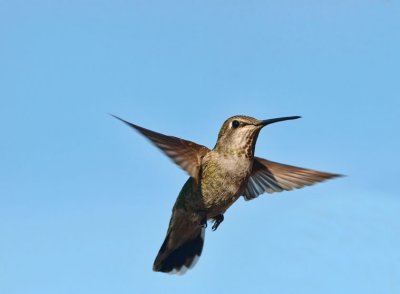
[153,209,205,274]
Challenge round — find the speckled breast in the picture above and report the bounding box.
[200,151,252,217]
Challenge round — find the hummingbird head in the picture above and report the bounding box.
[214,115,301,157]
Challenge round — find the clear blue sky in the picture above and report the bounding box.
[1,1,399,293]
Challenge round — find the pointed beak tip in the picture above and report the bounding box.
[109,113,119,119]
[285,115,301,120]
[260,115,302,126]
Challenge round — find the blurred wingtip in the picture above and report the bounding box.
[109,113,136,128]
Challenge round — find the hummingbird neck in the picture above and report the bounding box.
[214,132,259,159]
[214,146,248,158]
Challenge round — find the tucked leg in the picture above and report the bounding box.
[201,216,207,228]
[211,214,224,231]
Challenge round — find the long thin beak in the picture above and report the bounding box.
[258,116,301,127]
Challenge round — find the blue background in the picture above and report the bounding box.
[1,1,399,293]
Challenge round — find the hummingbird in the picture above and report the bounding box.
[112,114,340,274]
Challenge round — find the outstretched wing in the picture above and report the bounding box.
[112,115,209,181]
[243,157,342,200]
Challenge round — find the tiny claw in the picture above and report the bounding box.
[201,217,207,228]
[211,214,224,231]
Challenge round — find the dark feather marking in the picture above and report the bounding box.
[153,229,204,273]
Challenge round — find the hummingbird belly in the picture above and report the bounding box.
[200,152,252,217]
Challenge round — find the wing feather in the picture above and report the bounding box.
[112,115,209,181]
[243,157,342,200]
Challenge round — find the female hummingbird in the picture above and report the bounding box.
[112,115,340,274]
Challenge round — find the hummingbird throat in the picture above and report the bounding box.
[216,131,260,159]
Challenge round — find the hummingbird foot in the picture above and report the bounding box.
[211,214,224,231]
[201,217,207,229]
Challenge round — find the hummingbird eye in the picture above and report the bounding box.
[231,120,240,129]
